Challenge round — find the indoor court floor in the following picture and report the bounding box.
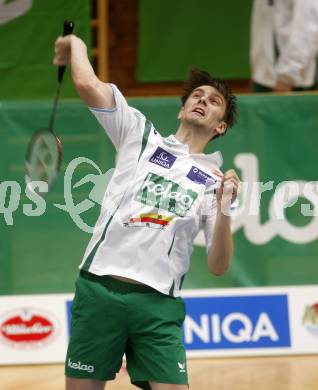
[1,355,318,389]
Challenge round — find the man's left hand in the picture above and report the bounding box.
[216,169,240,212]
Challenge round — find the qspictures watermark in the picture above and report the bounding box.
[0,180,48,225]
[1,153,318,245]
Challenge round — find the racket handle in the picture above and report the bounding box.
[58,20,75,83]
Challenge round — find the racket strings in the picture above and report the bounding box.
[25,132,60,187]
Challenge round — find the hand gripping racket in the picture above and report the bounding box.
[25,20,74,194]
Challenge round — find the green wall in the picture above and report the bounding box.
[0,0,91,100]
[137,0,253,82]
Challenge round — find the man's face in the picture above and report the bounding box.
[178,85,227,136]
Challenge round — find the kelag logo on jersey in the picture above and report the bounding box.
[149,147,177,169]
[135,172,198,217]
[182,295,291,350]
[187,166,215,185]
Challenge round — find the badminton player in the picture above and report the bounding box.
[54,34,240,390]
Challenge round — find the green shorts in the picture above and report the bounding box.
[65,271,188,389]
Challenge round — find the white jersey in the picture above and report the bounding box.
[79,84,223,297]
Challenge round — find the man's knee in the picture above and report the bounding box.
[65,376,106,390]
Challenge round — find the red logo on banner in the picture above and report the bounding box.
[0,309,58,349]
[303,303,318,337]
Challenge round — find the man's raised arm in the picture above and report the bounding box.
[53,35,114,109]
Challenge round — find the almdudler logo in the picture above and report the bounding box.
[0,308,59,349]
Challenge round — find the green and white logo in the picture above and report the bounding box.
[135,172,198,217]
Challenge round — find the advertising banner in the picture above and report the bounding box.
[183,286,318,357]
[1,286,318,364]
[0,294,71,364]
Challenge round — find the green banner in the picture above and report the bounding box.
[137,0,253,82]
[0,0,91,100]
[1,93,318,294]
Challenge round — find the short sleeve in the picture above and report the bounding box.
[88,84,141,151]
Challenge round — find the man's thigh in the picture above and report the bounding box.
[126,292,188,388]
[66,272,127,381]
[149,383,188,390]
[65,377,106,390]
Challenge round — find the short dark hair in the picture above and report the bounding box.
[181,68,238,138]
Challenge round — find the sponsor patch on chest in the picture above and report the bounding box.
[187,166,216,185]
[149,147,177,169]
[135,172,198,217]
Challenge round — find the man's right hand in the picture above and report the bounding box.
[53,35,74,66]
